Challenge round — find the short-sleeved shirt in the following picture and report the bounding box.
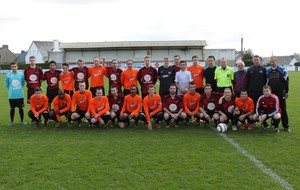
[214,66,234,87]
[175,70,193,95]
[5,71,25,99]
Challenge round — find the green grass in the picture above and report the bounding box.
[0,73,299,189]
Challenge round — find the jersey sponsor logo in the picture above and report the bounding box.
[189,101,196,106]
[228,105,235,113]
[79,99,86,104]
[149,103,157,110]
[77,73,84,80]
[29,74,37,81]
[12,79,20,87]
[169,104,177,112]
[93,73,99,77]
[64,80,70,84]
[130,103,137,108]
[207,102,215,110]
[110,74,117,81]
[97,106,104,111]
[129,77,135,81]
[144,74,151,82]
[112,104,120,112]
[50,77,57,84]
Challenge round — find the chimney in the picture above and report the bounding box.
[2,45,8,49]
[53,39,60,52]
[21,50,25,54]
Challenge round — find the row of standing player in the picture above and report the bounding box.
[5,55,289,131]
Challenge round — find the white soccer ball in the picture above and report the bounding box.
[217,123,227,133]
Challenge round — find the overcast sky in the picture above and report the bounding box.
[0,0,298,57]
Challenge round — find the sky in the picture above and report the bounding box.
[0,0,298,57]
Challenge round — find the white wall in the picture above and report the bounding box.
[25,43,45,64]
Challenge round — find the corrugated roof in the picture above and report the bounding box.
[60,40,207,49]
[33,41,53,56]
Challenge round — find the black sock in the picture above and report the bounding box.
[19,108,24,121]
[10,108,15,122]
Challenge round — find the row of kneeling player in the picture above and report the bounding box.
[28,81,283,132]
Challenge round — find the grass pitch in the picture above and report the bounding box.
[0,72,299,189]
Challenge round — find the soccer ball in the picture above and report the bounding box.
[217,123,227,133]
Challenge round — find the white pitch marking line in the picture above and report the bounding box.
[215,129,294,190]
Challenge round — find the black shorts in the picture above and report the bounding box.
[206,110,217,118]
[27,88,35,103]
[196,88,204,95]
[64,90,74,98]
[9,98,24,108]
[75,109,87,120]
[47,89,58,104]
[123,89,130,96]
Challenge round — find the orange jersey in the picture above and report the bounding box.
[52,94,71,121]
[89,96,110,117]
[30,94,49,114]
[188,65,204,88]
[120,69,138,90]
[120,94,142,116]
[59,71,74,91]
[143,94,162,123]
[88,66,107,87]
[183,92,201,115]
[235,97,255,113]
[71,90,92,112]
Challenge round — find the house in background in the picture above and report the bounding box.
[25,41,53,64]
[14,50,27,63]
[0,45,16,64]
[262,55,300,66]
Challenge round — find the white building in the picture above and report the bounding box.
[25,41,54,64]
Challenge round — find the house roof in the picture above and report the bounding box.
[15,51,27,62]
[33,41,53,57]
[60,40,208,50]
[262,55,296,65]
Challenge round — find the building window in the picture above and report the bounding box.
[0,55,2,59]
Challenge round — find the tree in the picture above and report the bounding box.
[242,49,253,66]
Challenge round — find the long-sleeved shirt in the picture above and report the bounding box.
[89,96,110,118]
[88,66,107,87]
[234,70,248,95]
[256,94,280,117]
[235,97,255,114]
[143,94,162,123]
[267,66,289,97]
[59,71,74,91]
[183,92,201,115]
[120,94,142,116]
[53,94,72,121]
[188,64,204,88]
[71,90,92,112]
[247,65,267,93]
[121,69,139,90]
[30,94,49,114]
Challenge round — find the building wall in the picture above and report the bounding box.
[205,49,236,66]
[25,43,45,64]
[57,48,205,65]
